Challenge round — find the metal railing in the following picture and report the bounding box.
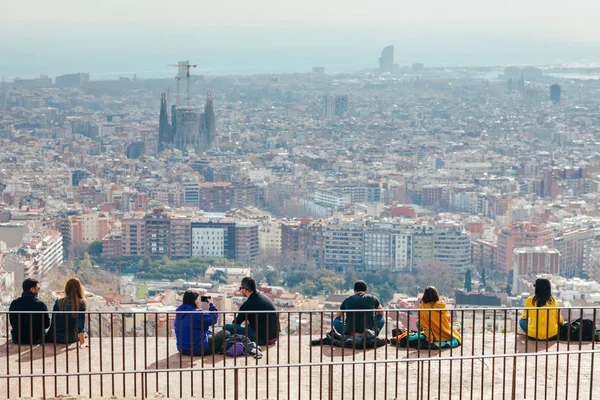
[0,306,598,399]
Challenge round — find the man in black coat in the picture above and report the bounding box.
[225,277,280,345]
[9,278,50,344]
[334,280,385,336]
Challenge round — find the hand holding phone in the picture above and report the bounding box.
[201,295,211,303]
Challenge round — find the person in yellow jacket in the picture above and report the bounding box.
[418,286,461,345]
[520,278,564,340]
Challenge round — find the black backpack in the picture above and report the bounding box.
[558,318,598,342]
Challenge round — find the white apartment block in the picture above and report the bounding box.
[40,232,64,275]
[192,227,225,258]
[70,213,99,243]
[259,220,281,253]
[314,190,351,208]
[362,220,471,272]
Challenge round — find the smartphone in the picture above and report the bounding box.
[200,295,211,303]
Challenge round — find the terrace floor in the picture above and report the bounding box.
[0,333,598,399]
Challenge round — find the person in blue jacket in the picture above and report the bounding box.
[174,290,220,356]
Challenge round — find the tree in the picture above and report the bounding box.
[87,241,103,258]
[69,242,88,260]
[417,262,460,298]
[211,270,228,284]
[376,283,395,304]
[465,269,473,292]
[80,252,93,271]
[344,269,357,291]
[506,283,512,296]
[480,268,487,289]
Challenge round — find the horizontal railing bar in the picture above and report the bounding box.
[3,348,599,380]
[2,306,597,314]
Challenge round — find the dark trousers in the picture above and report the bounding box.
[181,329,230,356]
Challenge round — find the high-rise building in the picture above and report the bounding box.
[512,246,560,278]
[145,208,171,257]
[191,219,237,260]
[379,45,398,71]
[323,95,348,120]
[554,228,594,277]
[495,223,554,273]
[312,67,325,76]
[433,221,471,269]
[323,222,365,272]
[101,234,123,259]
[169,216,191,259]
[203,91,217,151]
[55,73,89,87]
[234,222,259,264]
[550,84,561,103]
[192,225,226,258]
[67,212,109,246]
[122,213,148,257]
[183,183,200,207]
[323,96,336,120]
[334,95,348,117]
[198,182,234,212]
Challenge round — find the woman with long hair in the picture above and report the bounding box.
[418,286,461,345]
[46,278,88,348]
[520,278,564,340]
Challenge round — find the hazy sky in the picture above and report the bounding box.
[2,0,600,77]
[4,0,599,33]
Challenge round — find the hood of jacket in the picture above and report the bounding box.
[421,301,447,309]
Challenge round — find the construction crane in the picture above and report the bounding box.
[168,61,197,107]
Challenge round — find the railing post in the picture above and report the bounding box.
[328,364,333,400]
[234,368,239,400]
[141,372,146,400]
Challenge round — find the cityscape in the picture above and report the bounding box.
[2,47,600,309]
[2,18,600,396]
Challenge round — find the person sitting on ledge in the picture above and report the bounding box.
[334,280,385,336]
[9,278,50,345]
[418,286,461,346]
[174,290,223,356]
[45,277,88,349]
[520,278,564,341]
[225,277,280,345]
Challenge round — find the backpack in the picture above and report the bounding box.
[392,329,431,349]
[559,318,597,342]
[391,328,461,349]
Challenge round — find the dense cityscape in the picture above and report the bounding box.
[1,46,600,323]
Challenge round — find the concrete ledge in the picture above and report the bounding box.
[1,334,599,399]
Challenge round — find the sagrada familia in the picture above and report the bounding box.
[158,91,216,153]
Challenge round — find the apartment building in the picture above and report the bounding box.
[323,221,364,272]
[235,222,259,264]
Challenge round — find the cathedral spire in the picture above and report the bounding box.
[158,93,172,152]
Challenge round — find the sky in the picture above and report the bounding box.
[2,0,600,78]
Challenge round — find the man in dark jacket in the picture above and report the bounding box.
[334,280,385,336]
[9,278,50,344]
[225,277,280,345]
